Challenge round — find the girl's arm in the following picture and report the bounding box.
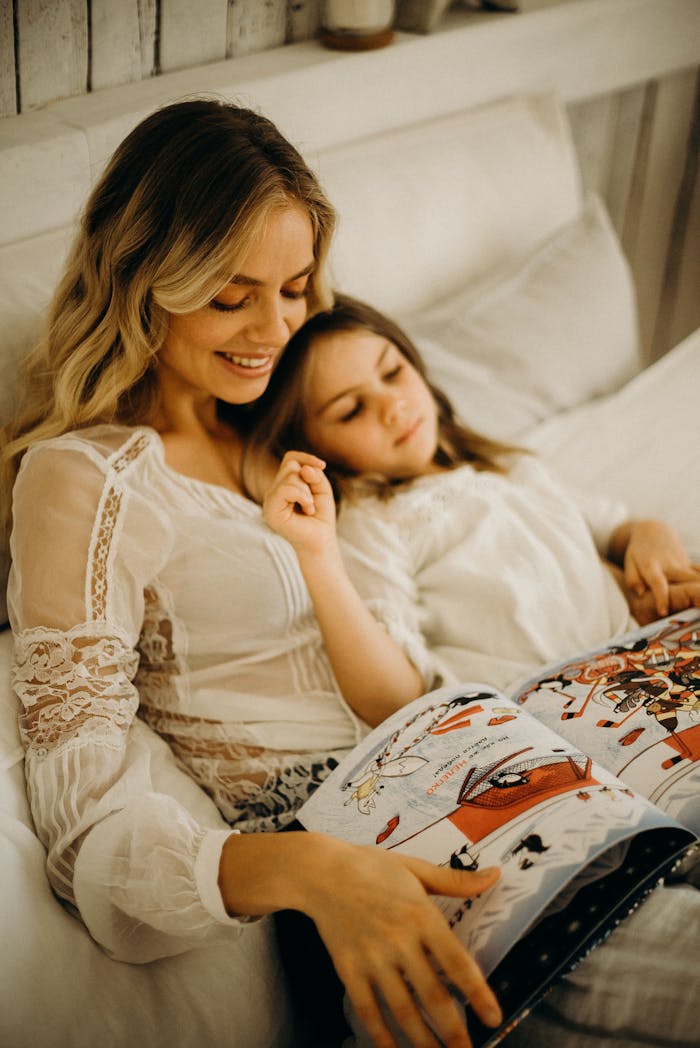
[607,519,700,618]
[263,452,424,725]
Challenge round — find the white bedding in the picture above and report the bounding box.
[1,84,699,1048]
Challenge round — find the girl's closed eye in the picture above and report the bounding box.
[383,364,403,382]
[339,401,363,423]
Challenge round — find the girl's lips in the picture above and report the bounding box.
[395,418,422,445]
[215,350,275,379]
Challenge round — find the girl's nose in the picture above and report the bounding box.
[246,297,290,347]
[382,393,408,425]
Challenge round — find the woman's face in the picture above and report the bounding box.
[302,327,440,479]
[157,204,315,407]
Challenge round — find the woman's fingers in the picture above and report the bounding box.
[394,959,470,1047]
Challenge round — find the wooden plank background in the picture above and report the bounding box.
[2,0,699,358]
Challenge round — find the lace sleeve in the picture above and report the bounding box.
[8,436,246,962]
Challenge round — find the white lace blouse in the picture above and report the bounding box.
[8,424,371,962]
[337,456,636,694]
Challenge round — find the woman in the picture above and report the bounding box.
[1,100,502,1048]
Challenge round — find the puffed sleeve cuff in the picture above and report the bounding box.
[194,828,260,926]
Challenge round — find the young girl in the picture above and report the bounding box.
[256,294,700,696]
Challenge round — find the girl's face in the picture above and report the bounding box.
[157,205,315,408]
[302,327,440,479]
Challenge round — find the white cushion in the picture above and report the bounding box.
[0,228,73,428]
[528,325,700,561]
[318,92,582,316]
[406,194,642,434]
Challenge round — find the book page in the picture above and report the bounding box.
[512,609,700,835]
[298,683,692,980]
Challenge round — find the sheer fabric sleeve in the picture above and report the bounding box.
[337,502,447,692]
[8,436,246,962]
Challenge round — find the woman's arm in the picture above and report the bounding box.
[219,829,502,1048]
[263,452,424,725]
[9,438,247,960]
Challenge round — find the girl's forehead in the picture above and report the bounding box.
[306,328,388,382]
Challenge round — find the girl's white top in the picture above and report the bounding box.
[8,424,370,962]
[338,455,635,694]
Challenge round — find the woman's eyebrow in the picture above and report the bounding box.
[228,262,315,287]
[316,342,392,416]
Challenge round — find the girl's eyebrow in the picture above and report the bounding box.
[315,341,392,416]
[228,261,315,287]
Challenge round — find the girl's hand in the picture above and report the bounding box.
[621,520,700,617]
[306,839,503,1048]
[263,451,337,557]
[625,578,700,626]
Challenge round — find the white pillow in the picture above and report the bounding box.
[319,92,582,317]
[527,325,700,561]
[404,194,642,432]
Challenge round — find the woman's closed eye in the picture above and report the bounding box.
[382,364,403,382]
[210,297,249,313]
[209,281,308,313]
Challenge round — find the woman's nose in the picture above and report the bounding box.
[246,297,290,346]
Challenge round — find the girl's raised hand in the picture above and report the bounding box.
[263,450,337,556]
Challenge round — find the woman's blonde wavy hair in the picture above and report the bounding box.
[0,97,335,532]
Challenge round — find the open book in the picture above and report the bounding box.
[297,609,700,1047]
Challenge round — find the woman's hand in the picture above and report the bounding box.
[263,450,337,557]
[609,519,700,618]
[219,831,502,1048]
[305,838,502,1048]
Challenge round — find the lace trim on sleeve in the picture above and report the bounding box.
[88,431,152,620]
[13,623,139,758]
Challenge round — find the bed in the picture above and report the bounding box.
[1,3,699,1046]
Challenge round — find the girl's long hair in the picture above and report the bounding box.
[1,98,335,532]
[244,294,523,502]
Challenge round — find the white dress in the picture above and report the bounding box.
[337,456,636,694]
[8,423,370,961]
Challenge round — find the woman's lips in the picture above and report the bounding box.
[215,350,275,378]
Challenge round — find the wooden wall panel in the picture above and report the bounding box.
[622,70,697,361]
[159,0,227,73]
[656,73,700,355]
[287,0,321,42]
[0,1,17,117]
[602,86,646,238]
[226,0,287,58]
[91,0,143,90]
[16,0,88,111]
[137,0,157,78]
